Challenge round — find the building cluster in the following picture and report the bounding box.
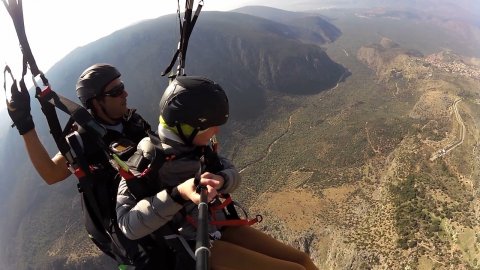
[424,55,480,80]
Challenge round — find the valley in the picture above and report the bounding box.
[232,10,480,270]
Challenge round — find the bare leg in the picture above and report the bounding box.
[210,239,306,270]
[220,226,318,270]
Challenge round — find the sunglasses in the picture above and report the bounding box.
[102,82,125,97]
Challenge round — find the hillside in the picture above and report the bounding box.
[40,11,345,126]
[234,6,342,44]
[230,10,480,269]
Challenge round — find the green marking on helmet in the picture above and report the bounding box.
[160,115,197,136]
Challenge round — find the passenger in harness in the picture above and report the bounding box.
[116,76,318,270]
[6,63,162,268]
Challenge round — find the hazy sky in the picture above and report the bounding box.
[0,0,255,74]
[2,1,478,79]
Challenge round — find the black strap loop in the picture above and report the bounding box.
[3,65,15,101]
[3,65,17,128]
[162,0,203,78]
[2,0,40,76]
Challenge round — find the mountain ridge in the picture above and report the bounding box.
[47,11,345,125]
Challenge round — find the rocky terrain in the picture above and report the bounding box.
[235,37,480,269]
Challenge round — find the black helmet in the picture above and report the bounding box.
[160,76,229,130]
[76,64,121,108]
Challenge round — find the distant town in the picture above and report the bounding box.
[424,54,480,80]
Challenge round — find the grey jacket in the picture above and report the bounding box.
[116,133,241,240]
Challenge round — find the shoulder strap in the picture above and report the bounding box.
[67,134,110,227]
[148,132,168,171]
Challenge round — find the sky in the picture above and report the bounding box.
[0,0,255,112]
[0,0,255,74]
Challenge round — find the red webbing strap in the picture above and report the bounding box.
[118,167,136,181]
[186,194,263,228]
[73,168,86,178]
[209,194,233,212]
[210,194,263,226]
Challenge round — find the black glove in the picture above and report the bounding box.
[7,79,34,135]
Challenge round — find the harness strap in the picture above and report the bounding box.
[3,0,106,140]
[2,0,40,76]
[69,135,138,265]
[3,1,108,164]
[3,65,14,93]
[68,135,109,227]
[36,86,73,159]
[164,234,195,259]
[175,122,200,146]
[37,87,107,138]
[209,194,234,212]
[3,65,16,128]
[185,194,262,229]
[162,0,204,77]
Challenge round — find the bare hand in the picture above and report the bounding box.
[177,177,219,204]
[201,172,224,190]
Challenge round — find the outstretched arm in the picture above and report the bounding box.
[6,78,71,185]
[22,129,71,184]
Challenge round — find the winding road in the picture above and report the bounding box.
[238,115,293,173]
[430,98,464,161]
